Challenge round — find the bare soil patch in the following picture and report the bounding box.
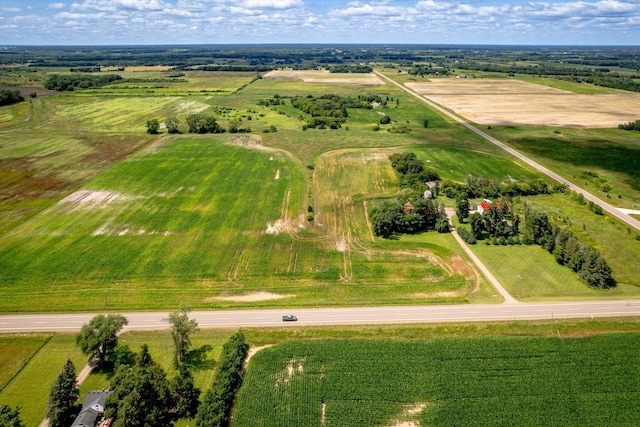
[384,403,427,427]
[58,190,133,209]
[209,291,293,302]
[407,79,640,128]
[263,69,385,86]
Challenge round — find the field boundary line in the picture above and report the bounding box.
[373,70,640,233]
[0,334,53,394]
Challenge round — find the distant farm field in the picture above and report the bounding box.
[406,79,640,128]
[263,69,386,86]
[233,334,640,427]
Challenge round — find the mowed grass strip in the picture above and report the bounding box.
[233,334,640,427]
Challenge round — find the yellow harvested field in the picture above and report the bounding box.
[406,79,640,128]
[263,69,385,86]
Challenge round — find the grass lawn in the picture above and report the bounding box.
[471,244,640,300]
[0,333,86,427]
[0,334,52,393]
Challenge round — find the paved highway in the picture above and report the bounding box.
[374,71,640,233]
[1,301,639,332]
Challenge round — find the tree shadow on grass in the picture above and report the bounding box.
[183,345,216,371]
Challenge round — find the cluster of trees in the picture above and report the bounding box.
[457,199,519,244]
[44,73,122,91]
[389,152,440,190]
[291,94,371,129]
[329,64,372,73]
[195,332,249,427]
[69,66,103,72]
[67,311,204,427]
[186,113,225,134]
[257,94,285,106]
[520,204,616,288]
[408,65,451,76]
[106,344,200,426]
[619,119,640,131]
[356,93,389,106]
[0,89,25,106]
[440,175,562,199]
[146,117,180,134]
[371,193,449,238]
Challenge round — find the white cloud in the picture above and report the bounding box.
[240,0,303,9]
[72,0,167,12]
[2,7,23,12]
[47,3,66,9]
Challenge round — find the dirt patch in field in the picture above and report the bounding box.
[264,69,385,86]
[174,100,210,115]
[210,291,293,302]
[407,79,640,128]
[58,190,135,209]
[245,344,273,368]
[450,254,474,278]
[384,403,427,427]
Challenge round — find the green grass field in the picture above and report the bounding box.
[234,333,640,426]
[487,125,640,206]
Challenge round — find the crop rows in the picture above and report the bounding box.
[232,333,640,426]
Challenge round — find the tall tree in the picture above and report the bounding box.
[171,364,201,419]
[165,305,199,367]
[455,197,470,222]
[165,116,180,134]
[146,119,160,134]
[46,359,80,427]
[76,314,128,365]
[107,344,175,427]
[0,405,26,427]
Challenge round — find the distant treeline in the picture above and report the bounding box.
[329,64,372,73]
[44,74,122,91]
[0,89,25,106]
[196,65,274,72]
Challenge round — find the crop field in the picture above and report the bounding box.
[0,135,491,311]
[233,334,640,427]
[263,70,386,86]
[406,79,640,128]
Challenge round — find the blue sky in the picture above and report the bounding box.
[1,0,638,45]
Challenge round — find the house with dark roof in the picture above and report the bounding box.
[71,390,113,427]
